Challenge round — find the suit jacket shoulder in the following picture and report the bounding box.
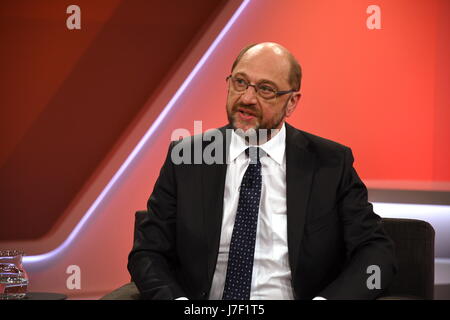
[285,122,352,169]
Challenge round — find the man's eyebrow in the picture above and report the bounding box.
[233,72,278,87]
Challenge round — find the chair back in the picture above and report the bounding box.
[382,218,435,299]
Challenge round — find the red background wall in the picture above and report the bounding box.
[0,0,226,240]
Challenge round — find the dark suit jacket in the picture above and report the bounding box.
[128,123,397,300]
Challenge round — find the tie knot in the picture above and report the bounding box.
[245,147,262,164]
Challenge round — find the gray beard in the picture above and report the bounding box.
[227,99,288,132]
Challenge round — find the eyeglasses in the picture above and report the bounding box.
[226,75,297,99]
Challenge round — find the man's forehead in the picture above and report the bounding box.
[235,46,290,83]
[243,44,287,61]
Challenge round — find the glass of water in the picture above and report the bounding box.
[0,250,29,299]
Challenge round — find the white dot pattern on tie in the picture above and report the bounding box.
[222,147,262,300]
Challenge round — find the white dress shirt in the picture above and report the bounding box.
[208,123,295,300]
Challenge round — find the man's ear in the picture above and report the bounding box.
[285,93,301,118]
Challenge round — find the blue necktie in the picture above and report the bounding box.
[222,147,262,300]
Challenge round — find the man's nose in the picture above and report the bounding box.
[240,85,258,104]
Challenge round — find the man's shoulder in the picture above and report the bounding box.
[286,123,350,155]
[171,125,229,148]
[168,125,230,165]
[170,123,352,158]
[299,130,350,153]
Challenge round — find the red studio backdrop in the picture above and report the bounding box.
[0,0,449,298]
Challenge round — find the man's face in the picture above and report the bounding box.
[226,46,300,132]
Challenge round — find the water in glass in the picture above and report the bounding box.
[0,250,29,299]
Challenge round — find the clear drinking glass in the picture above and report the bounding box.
[0,250,29,299]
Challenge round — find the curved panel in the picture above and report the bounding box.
[0,0,226,241]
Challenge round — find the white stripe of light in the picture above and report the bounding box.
[24,0,252,264]
[373,202,450,249]
[373,202,450,228]
[374,201,450,284]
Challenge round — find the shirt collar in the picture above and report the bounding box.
[228,123,286,165]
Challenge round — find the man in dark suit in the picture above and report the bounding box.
[128,42,397,300]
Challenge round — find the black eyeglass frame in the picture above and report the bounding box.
[226,75,298,98]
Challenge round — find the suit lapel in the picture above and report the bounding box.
[202,125,231,283]
[201,123,315,284]
[285,123,315,276]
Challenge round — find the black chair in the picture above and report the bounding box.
[378,218,435,299]
[100,212,435,300]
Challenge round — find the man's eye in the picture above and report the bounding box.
[259,84,275,92]
[235,78,247,85]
